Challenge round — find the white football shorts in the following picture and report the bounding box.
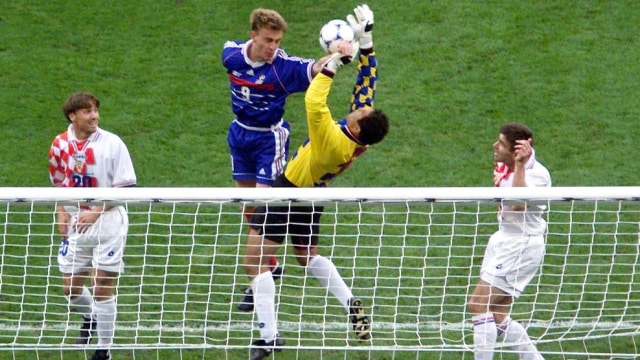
[480,230,545,298]
[58,206,128,274]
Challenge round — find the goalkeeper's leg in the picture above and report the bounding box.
[305,253,371,341]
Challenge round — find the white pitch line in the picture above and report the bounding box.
[0,320,636,332]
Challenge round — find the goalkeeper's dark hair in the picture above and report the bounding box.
[358,109,389,145]
[251,8,287,32]
[63,92,100,123]
[500,122,534,151]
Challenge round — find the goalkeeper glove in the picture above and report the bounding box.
[346,4,374,49]
[322,51,353,75]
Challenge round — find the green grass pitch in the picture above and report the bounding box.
[1,1,640,359]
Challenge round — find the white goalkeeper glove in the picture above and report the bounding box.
[322,40,355,74]
[323,50,353,74]
[346,4,374,49]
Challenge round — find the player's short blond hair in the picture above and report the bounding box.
[250,8,287,33]
[63,92,100,122]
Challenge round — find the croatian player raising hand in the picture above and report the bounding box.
[469,123,551,360]
[48,92,136,360]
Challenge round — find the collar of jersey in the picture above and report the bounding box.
[339,118,364,146]
[67,124,100,142]
[243,40,276,66]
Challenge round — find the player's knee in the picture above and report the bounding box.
[468,303,482,314]
[468,296,489,314]
[243,263,258,276]
[93,287,114,302]
[62,279,85,297]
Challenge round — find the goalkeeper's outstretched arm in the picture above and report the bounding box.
[348,4,376,112]
[349,48,377,112]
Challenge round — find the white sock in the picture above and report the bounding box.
[307,255,353,311]
[472,313,496,360]
[68,286,93,317]
[498,318,544,360]
[251,271,278,341]
[94,297,116,347]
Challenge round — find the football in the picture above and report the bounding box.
[318,19,356,54]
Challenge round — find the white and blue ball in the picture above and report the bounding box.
[319,19,356,54]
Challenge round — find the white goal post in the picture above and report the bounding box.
[0,186,638,359]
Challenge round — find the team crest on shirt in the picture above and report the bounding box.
[75,160,85,174]
[256,75,265,84]
[74,153,87,174]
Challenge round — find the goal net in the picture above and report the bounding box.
[0,186,638,359]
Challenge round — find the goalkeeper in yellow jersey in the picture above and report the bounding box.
[242,5,389,360]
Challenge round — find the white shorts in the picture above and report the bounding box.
[58,206,129,274]
[480,230,545,298]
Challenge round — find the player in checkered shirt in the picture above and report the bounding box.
[49,92,136,360]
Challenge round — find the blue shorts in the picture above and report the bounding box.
[227,120,290,186]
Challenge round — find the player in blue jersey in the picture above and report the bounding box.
[223,8,337,313]
[243,5,389,360]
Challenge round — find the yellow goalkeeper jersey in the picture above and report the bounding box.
[284,50,377,187]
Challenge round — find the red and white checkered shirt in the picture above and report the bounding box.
[49,125,136,189]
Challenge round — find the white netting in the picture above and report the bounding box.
[0,187,638,359]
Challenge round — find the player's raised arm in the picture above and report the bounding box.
[347,4,374,50]
[347,4,377,112]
